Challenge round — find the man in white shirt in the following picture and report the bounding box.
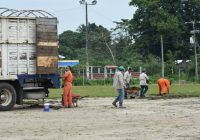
[112,66,125,108]
[139,69,149,97]
[124,67,132,99]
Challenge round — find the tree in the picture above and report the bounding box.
[59,30,85,61]
[128,0,200,61]
[59,23,113,66]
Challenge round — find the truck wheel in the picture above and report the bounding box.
[0,83,16,111]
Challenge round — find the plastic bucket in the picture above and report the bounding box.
[44,103,50,112]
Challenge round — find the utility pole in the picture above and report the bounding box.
[186,21,200,81]
[79,0,97,80]
[192,21,199,81]
[181,0,200,82]
[161,34,164,77]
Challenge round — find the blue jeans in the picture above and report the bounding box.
[140,85,148,96]
[115,88,124,106]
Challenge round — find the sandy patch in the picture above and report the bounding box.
[0,97,200,140]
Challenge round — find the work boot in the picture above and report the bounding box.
[112,100,117,107]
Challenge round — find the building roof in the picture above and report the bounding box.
[58,60,79,67]
[104,65,117,69]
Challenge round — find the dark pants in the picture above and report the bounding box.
[140,85,148,97]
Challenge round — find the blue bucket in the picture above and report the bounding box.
[44,103,50,112]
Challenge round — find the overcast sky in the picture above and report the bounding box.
[1,0,136,34]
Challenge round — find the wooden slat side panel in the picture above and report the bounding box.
[37,67,58,74]
[37,56,58,74]
[28,20,36,43]
[37,33,57,42]
[0,45,2,75]
[36,18,57,26]
[36,17,58,74]
[37,46,58,56]
[37,25,57,33]
[7,19,18,41]
[37,56,58,67]
[5,44,37,75]
[0,19,2,41]
[19,19,28,41]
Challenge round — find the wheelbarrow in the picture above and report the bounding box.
[125,86,140,99]
[72,93,80,107]
[61,93,81,107]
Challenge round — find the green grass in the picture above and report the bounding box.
[49,84,200,99]
[148,84,200,97]
[49,86,116,99]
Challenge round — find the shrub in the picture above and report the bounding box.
[73,77,113,86]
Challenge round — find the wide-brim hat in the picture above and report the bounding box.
[118,66,125,71]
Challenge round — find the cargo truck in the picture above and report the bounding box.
[0,8,60,111]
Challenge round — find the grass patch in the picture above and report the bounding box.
[49,86,116,99]
[49,84,200,99]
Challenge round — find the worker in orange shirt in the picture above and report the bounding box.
[63,66,73,108]
[157,75,170,96]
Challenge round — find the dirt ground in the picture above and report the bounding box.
[1,97,200,140]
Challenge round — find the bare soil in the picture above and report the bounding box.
[1,97,200,140]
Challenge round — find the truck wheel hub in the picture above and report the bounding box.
[0,94,6,101]
[0,89,12,106]
[1,95,6,100]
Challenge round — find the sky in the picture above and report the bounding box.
[1,0,136,34]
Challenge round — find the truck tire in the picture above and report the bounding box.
[0,83,16,111]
